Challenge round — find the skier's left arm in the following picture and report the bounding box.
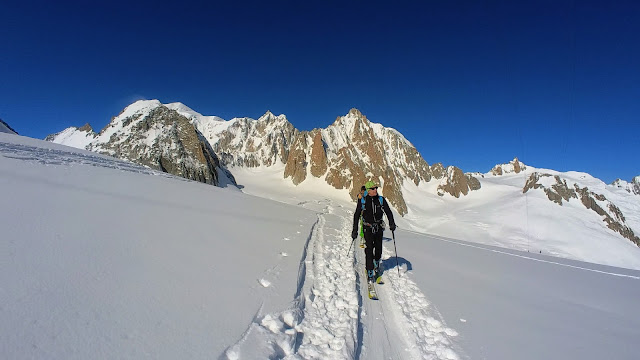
[382,198,396,231]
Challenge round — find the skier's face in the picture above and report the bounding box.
[368,187,378,194]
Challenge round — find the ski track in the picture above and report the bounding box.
[223,199,462,359]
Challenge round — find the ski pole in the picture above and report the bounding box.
[392,230,400,276]
[346,237,355,257]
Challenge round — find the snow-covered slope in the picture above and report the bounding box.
[401,159,640,269]
[3,133,640,360]
[612,176,640,196]
[44,123,95,148]
[165,102,225,125]
[0,118,18,134]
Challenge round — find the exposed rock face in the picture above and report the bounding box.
[207,111,298,168]
[91,105,223,185]
[205,108,444,215]
[524,172,639,246]
[491,158,526,176]
[78,123,93,133]
[309,130,328,177]
[47,100,233,187]
[431,163,445,179]
[317,109,436,215]
[437,166,482,198]
[284,134,309,185]
[611,176,640,196]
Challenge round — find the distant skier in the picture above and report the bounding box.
[352,181,396,284]
[357,185,366,248]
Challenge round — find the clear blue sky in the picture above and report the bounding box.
[1,1,638,183]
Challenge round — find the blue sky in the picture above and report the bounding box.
[1,1,638,183]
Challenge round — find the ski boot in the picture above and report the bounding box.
[367,269,376,283]
[373,260,384,284]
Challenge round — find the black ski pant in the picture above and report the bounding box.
[364,226,383,271]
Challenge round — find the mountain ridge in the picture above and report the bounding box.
[46,99,640,252]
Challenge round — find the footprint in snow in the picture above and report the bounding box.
[280,252,288,257]
[283,237,290,241]
[259,279,271,288]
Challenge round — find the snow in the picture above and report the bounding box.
[118,99,163,120]
[165,102,224,125]
[3,133,640,359]
[48,127,95,149]
[1,134,317,359]
[0,120,17,134]
[401,166,640,270]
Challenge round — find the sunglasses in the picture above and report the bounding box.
[367,187,378,190]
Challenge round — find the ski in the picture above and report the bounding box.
[367,281,378,300]
[359,237,365,248]
[375,261,384,284]
[364,266,379,300]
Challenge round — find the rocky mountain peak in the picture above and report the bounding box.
[611,176,640,195]
[491,157,526,176]
[48,101,233,187]
[348,108,365,119]
[78,123,93,132]
[258,110,276,121]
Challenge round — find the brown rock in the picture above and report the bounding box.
[431,163,445,179]
[92,106,222,185]
[309,130,328,177]
[437,166,481,198]
[284,134,308,185]
[78,123,94,133]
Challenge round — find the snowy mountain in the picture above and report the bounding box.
[47,100,640,269]
[47,100,235,187]
[197,107,481,215]
[49,102,481,215]
[611,176,640,196]
[3,133,640,360]
[44,123,95,148]
[0,118,18,134]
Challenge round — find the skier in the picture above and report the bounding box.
[357,185,366,248]
[352,181,396,285]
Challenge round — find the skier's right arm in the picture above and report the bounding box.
[352,202,362,234]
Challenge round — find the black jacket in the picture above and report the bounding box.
[353,195,396,233]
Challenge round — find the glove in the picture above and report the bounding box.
[351,230,358,239]
[390,224,397,231]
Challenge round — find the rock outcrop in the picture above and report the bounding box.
[611,176,640,196]
[48,100,233,187]
[309,130,328,178]
[524,172,639,246]
[491,158,526,176]
[437,166,482,198]
[205,108,449,215]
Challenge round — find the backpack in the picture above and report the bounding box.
[360,192,384,211]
